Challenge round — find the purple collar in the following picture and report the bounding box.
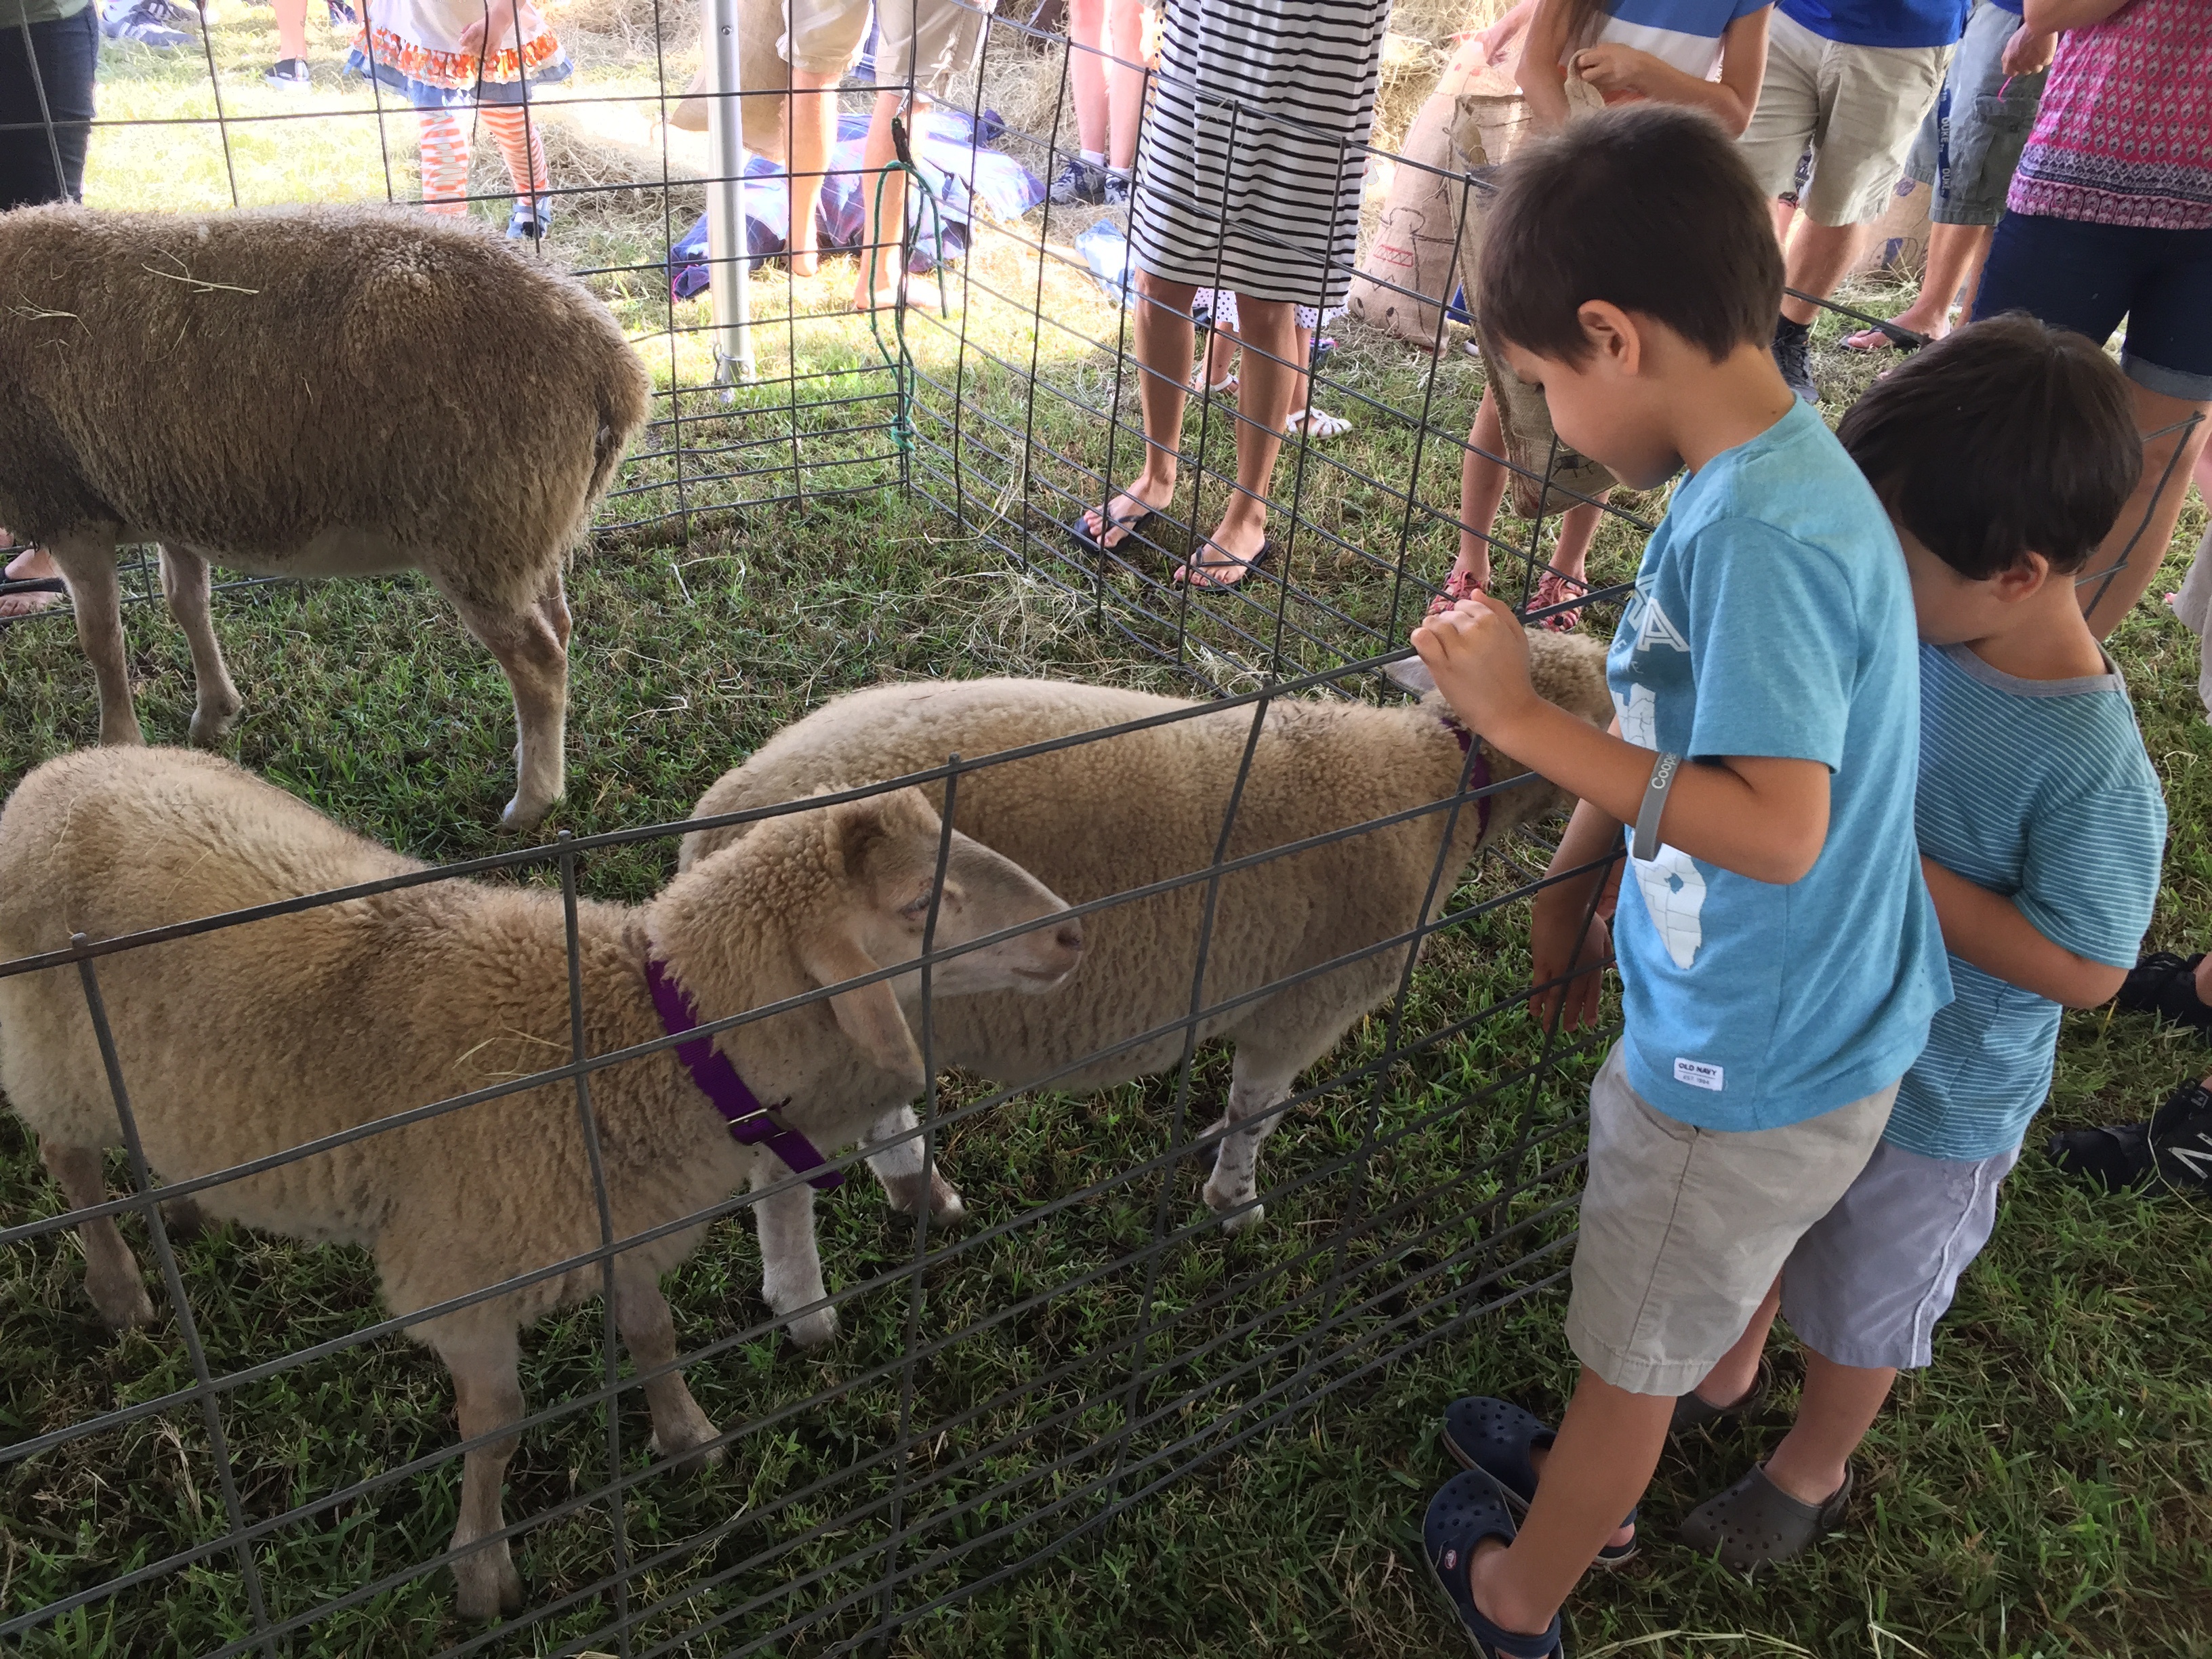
[1440,715,1494,838]
[644,957,844,1192]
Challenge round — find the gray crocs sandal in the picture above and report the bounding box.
[1677,1462,1854,1573]
[1668,1359,1770,1438]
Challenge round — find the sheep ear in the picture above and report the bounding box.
[800,928,924,1080]
[1382,657,1437,697]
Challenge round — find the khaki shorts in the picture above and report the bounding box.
[1564,1042,1896,1397]
[1737,9,1951,228]
[783,0,991,98]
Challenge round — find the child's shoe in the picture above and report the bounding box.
[1439,1396,1636,1566]
[1048,155,1107,206]
[2116,950,2212,1036]
[1666,1358,1769,1437]
[1422,1470,1565,1658]
[265,56,311,89]
[1677,1462,1854,1572]
[507,202,552,243]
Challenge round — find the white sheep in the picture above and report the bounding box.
[0,746,1082,1618]
[678,633,1613,1231]
[0,204,652,830]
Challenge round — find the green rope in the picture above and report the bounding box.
[864,114,951,455]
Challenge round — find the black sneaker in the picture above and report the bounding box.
[1103,169,1130,207]
[266,56,311,89]
[104,0,194,45]
[1774,321,1817,405]
[1049,155,1107,207]
[2116,950,2212,1035]
[2150,1080,2212,1191]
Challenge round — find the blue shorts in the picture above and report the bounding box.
[1973,211,2212,402]
[1902,0,2045,228]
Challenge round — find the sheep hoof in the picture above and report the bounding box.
[785,1306,840,1350]
[501,794,553,834]
[1216,1200,1266,1236]
[452,1545,524,1620]
[932,1182,966,1225]
[188,705,240,747]
[883,1168,966,1225]
[89,1271,157,1330]
[649,1418,726,1477]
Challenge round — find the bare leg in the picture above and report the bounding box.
[1179,292,1294,587]
[438,1323,527,1619]
[1549,501,1603,587]
[43,1141,156,1329]
[2082,386,2212,640]
[274,0,306,60]
[1193,319,1239,391]
[1080,267,1196,548]
[46,535,143,746]
[1465,1370,1674,1637]
[612,1256,722,1472]
[787,67,840,279]
[444,575,569,831]
[1759,1348,1895,1505]
[1778,220,1873,325]
[1848,221,1993,345]
[752,1155,838,1347]
[1068,0,1108,158]
[159,546,243,747]
[1197,1050,1300,1231]
[1105,0,1145,171]
[852,90,940,311]
[1,537,63,619]
[863,1105,966,1222]
[1686,1277,1779,1410]
[1451,390,1509,594]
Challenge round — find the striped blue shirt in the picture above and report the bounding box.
[1889,643,2167,1160]
[1580,0,1769,79]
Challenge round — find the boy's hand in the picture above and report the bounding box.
[1410,591,1541,743]
[1531,891,1610,1031]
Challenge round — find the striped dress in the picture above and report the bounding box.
[1128,0,1393,308]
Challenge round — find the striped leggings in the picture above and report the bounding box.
[417,104,549,214]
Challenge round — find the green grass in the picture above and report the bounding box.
[8,35,2212,1656]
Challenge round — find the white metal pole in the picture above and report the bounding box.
[704,0,754,385]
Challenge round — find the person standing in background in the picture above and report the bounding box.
[1050,0,1146,205]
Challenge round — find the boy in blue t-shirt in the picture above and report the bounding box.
[1408,105,1947,1656]
[1666,314,2166,1570]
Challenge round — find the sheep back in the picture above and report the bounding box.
[0,205,649,609]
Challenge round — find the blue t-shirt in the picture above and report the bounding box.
[1605,400,1950,1129]
[1779,0,1969,48]
[1588,0,1769,77]
[1888,644,2166,1160]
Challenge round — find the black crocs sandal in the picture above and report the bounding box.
[1423,1470,1565,1658]
[2116,951,2212,1036]
[1668,1359,1770,1438]
[1441,1396,1637,1567]
[1677,1463,1853,1573]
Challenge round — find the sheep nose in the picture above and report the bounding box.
[1052,918,1085,959]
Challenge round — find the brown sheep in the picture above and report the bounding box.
[0,204,651,830]
[0,747,1082,1618]
[678,633,1614,1231]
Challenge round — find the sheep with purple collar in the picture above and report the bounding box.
[0,745,1082,1618]
[678,628,1612,1232]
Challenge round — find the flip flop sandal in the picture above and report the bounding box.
[1677,1462,1853,1574]
[1067,501,1161,558]
[2047,1120,2157,1191]
[1174,537,1275,591]
[1668,1358,1771,1437]
[1425,567,1488,620]
[2150,1080,2212,1193]
[1422,1471,1565,1658]
[1841,320,1926,354]
[1441,1397,1637,1567]
[1530,570,1589,632]
[2116,951,2212,1035]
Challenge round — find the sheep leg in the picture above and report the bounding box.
[611,1256,722,1475]
[1199,1052,1303,1235]
[41,1140,157,1329]
[445,579,568,833]
[438,1324,527,1619]
[45,535,144,747]
[158,546,243,746]
[863,1106,966,1224]
[752,1158,838,1349]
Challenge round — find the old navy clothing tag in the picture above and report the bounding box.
[1674,1058,1724,1092]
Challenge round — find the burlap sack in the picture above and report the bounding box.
[671,0,791,157]
[1448,76,1617,519]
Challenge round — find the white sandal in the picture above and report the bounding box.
[1286,407,1351,440]
[1191,372,1237,396]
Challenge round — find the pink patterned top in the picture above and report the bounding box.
[2007,0,2212,231]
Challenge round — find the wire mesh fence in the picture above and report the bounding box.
[1,5,2200,1656]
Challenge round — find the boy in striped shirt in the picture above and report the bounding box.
[1671,313,2168,1570]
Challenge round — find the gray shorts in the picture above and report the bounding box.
[1902,0,2047,227]
[783,0,991,97]
[1781,1137,2019,1370]
[1565,1042,1897,1397]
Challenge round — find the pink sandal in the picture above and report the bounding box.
[1530,569,1589,632]
[1425,566,1487,619]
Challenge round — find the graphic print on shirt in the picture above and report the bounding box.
[1613,680,1707,970]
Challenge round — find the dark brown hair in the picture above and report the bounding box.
[1837,314,2142,577]
[1476,103,1783,365]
